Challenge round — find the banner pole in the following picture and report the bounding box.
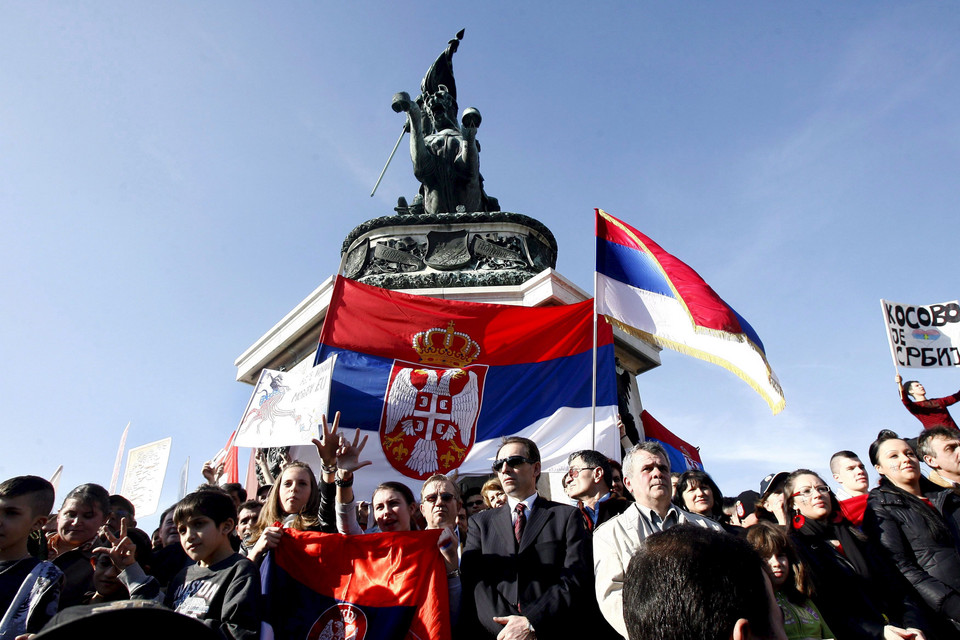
[592,270,599,450]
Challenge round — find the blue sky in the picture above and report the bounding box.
[2,3,958,530]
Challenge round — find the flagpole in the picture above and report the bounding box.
[591,270,598,449]
[110,422,130,494]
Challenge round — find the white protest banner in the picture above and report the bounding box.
[120,437,172,518]
[881,299,960,368]
[234,354,337,448]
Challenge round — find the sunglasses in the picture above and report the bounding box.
[492,455,534,472]
[466,499,484,507]
[423,492,455,504]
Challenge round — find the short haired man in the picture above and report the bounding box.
[420,474,461,531]
[563,449,628,531]
[919,426,960,488]
[830,451,870,499]
[462,487,487,516]
[461,436,596,639]
[235,500,262,557]
[593,441,723,638]
[829,450,870,525]
[623,525,788,640]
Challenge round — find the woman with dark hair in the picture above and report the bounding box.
[747,521,833,639]
[47,483,111,608]
[864,430,960,632]
[783,468,928,640]
[672,470,725,521]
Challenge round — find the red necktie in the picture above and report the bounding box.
[578,502,594,531]
[514,503,526,543]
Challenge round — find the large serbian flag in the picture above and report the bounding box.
[261,528,449,639]
[310,276,618,500]
[640,410,703,472]
[595,209,785,414]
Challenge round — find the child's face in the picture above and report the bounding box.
[279,467,312,515]
[177,514,233,567]
[0,495,47,560]
[764,553,790,589]
[57,498,105,546]
[92,552,126,599]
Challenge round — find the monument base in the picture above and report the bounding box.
[339,211,558,290]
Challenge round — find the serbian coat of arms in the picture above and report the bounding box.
[380,321,486,479]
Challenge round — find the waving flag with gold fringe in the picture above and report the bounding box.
[595,209,785,414]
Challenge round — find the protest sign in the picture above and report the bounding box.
[881,299,960,368]
[233,355,336,448]
[120,437,172,517]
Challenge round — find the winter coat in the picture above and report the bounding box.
[864,480,960,626]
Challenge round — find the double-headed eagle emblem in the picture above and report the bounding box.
[380,322,485,479]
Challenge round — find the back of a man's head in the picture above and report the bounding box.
[623,526,781,640]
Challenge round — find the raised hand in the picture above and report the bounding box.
[93,517,137,570]
[312,412,342,467]
[337,428,373,474]
[202,460,225,484]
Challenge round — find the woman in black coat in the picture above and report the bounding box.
[783,469,928,640]
[863,430,960,633]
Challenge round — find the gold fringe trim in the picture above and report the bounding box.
[606,316,786,415]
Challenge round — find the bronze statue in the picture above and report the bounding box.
[391,30,499,215]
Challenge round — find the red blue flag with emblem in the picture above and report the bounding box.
[595,209,785,414]
[310,276,618,500]
[261,528,449,640]
[640,410,703,472]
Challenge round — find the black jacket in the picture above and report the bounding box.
[789,523,926,640]
[863,481,960,625]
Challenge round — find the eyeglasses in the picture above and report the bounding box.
[423,492,455,504]
[791,486,831,500]
[566,466,597,478]
[492,455,534,472]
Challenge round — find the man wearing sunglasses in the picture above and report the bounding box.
[563,450,629,532]
[420,475,462,532]
[462,487,488,517]
[460,437,597,640]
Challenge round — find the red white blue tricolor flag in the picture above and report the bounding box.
[312,276,618,500]
[640,410,703,472]
[595,209,785,414]
[261,528,449,639]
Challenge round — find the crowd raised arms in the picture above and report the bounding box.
[4,402,960,640]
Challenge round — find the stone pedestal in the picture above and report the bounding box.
[339,211,558,290]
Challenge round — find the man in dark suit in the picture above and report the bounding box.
[460,436,596,640]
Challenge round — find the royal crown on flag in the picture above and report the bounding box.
[412,321,481,366]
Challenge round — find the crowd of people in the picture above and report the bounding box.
[3,378,960,640]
